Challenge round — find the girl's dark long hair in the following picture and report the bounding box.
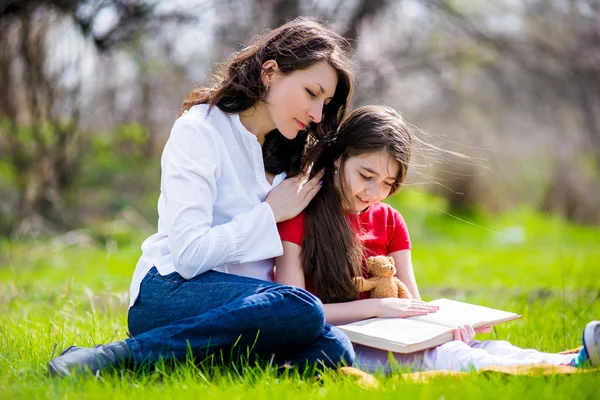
[302,105,414,303]
[179,18,354,177]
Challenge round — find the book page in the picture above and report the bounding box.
[410,298,520,329]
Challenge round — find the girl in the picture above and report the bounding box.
[48,18,357,377]
[276,105,599,373]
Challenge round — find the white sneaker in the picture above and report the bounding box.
[583,321,600,367]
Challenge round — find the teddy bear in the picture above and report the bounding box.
[353,255,412,299]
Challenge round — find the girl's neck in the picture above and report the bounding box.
[356,206,370,215]
[239,102,275,146]
[344,205,371,215]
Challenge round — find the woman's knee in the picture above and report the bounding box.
[322,325,356,367]
[267,285,326,341]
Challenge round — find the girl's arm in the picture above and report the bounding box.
[275,241,307,288]
[276,241,382,325]
[388,250,421,300]
[276,242,437,325]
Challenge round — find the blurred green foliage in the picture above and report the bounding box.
[0,120,160,236]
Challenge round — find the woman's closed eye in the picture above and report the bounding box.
[306,88,316,98]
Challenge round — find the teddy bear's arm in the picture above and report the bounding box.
[353,277,379,293]
[393,277,413,299]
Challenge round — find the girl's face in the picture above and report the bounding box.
[338,151,400,213]
[265,60,338,140]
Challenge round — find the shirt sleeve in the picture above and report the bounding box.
[388,209,412,253]
[277,213,306,247]
[161,116,283,280]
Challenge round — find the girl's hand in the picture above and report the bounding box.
[374,298,440,318]
[265,171,324,223]
[452,325,492,343]
[453,324,476,344]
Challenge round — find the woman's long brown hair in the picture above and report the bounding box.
[179,17,354,177]
[302,105,414,303]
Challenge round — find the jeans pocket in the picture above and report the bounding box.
[147,266,185,283]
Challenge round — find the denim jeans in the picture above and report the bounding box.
[126,267,355,371]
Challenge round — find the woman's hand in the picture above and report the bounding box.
[265,171,324,222]
[374,298,440,318]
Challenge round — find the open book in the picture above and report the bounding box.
[337,298,521,354]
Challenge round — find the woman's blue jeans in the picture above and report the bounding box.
[126,267,355,371]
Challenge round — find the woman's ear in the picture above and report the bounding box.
[261,60,280,87]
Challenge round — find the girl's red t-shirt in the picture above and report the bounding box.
[276,202,411,296]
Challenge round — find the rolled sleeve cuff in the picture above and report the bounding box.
[226,201,283,264]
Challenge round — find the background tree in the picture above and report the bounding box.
[0,0,189,235]
[1,0,599,237]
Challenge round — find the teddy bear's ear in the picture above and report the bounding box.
[387,256,395,265]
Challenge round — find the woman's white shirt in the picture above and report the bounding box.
[128,104,285,308]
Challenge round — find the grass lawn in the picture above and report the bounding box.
[1,190,599,399]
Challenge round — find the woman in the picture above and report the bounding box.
[48,18,356,377]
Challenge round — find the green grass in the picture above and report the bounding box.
[1,191,599,399]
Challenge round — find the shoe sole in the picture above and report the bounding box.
[583,321,600,367]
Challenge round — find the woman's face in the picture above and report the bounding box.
[338,151,400,213]
[265,60,338,140]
